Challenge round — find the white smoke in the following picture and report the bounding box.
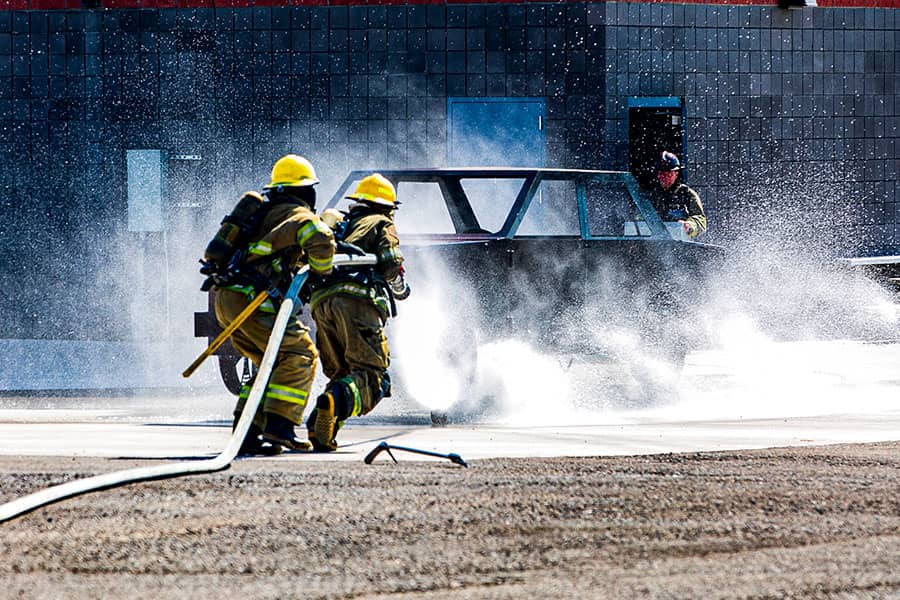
[389,168,900,425]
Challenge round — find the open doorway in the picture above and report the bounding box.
[628,97,684,188]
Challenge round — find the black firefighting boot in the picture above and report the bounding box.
[238,424,283,457]
[308,384,351,452]
[305,407,323,450]
[262,412,312,452]
[308,392,338,452]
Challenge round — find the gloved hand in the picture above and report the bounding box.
[335,240,366,257]
[388,267,411,301]
[679,220,696,238]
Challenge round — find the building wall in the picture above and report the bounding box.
[0,1,896,341]
[600,2,898,252]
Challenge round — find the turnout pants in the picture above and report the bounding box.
[215,289,317,427]
[311,294,390,418]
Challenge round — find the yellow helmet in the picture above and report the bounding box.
[264,154,319,189]
[345,173,398,208]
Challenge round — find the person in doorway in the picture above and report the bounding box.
[648,151,707,240]
[209,154,335,455]
[304,173,410,452]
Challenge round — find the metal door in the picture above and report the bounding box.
[447,98,546,167]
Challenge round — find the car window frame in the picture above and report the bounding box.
[327,169,672,241]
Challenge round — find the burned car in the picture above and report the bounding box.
[195,168,725,418]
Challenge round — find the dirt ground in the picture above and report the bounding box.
[1,442,899,599]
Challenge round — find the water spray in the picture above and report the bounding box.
[0,254,377,524]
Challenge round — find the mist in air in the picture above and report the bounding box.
[390,165,900,426]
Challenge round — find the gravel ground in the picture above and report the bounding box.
[2,442,900,599]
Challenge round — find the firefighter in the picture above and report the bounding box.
[304,173,410,452]
[211,154,335,455]
[649,151,707,239]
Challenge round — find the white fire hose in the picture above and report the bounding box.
[0,253,377,523]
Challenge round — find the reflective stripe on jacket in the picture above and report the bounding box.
[254,202,335,275]
[312,208,403,314]
[228,199,336,304]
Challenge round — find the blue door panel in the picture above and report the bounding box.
[448,98,546,167]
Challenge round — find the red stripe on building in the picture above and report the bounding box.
[2,0,898,11]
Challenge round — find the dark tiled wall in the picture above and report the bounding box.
[0,3,605,339]
[601,3,898,253]
[0,1,896,340]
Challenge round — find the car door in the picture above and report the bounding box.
[504,174,584,351]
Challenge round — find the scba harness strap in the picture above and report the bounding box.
[201,193,318,303]
[304,267,397,318]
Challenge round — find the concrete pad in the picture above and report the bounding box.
[1,340,898,464]
[1,411,899,464]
